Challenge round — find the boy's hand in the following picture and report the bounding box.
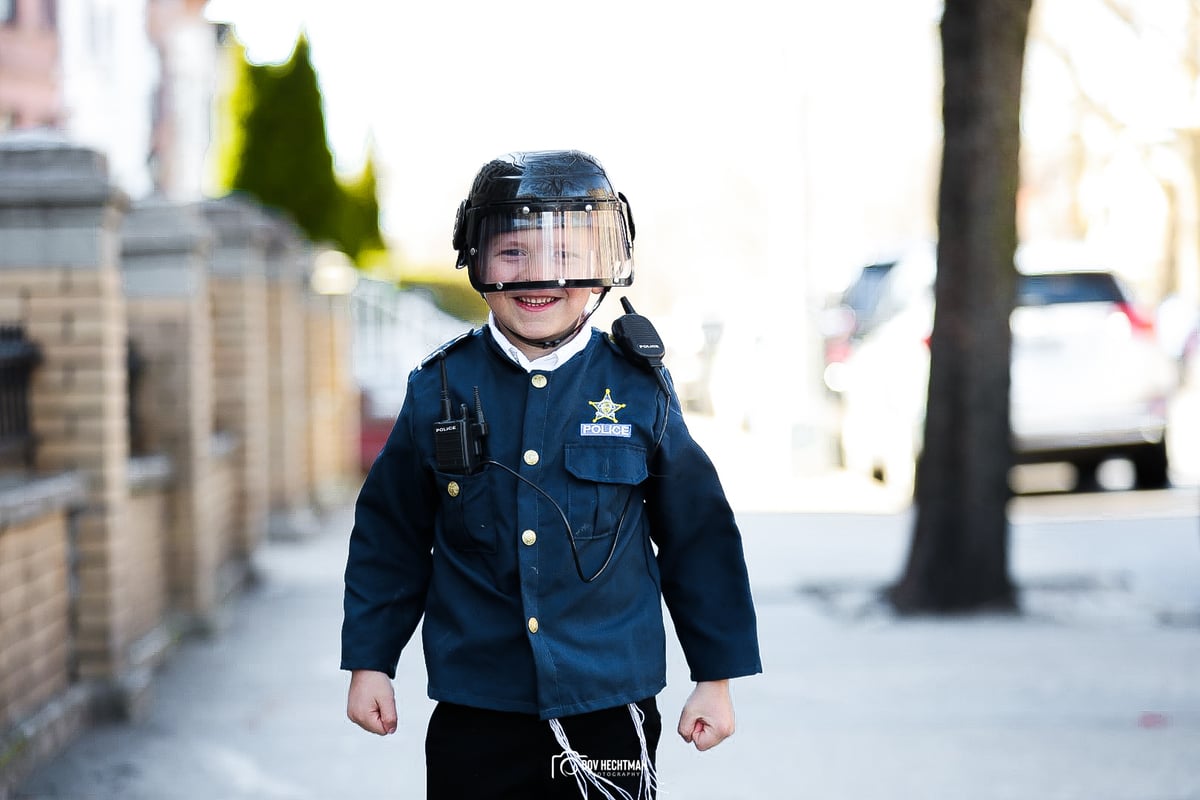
[677,679,735,751]
[347,669,398,735]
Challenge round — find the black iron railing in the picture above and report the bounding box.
[127,338,147,456]
[0,325,42,468]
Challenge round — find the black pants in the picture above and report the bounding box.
[425,698,661,799]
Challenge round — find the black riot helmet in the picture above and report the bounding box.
[452,150,635,294]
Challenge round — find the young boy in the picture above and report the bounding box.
[342,150,761,799]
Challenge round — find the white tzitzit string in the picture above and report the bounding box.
[628,702,659,799]
[548,718,632,800]
[548,703,658,800]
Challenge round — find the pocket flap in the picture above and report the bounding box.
[564,444,647,485]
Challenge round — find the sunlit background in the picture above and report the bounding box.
[195,0,1200,493]
[196,0,942,488]
[200,0,1200,291]
[4,4,1200,797]
[3,0,1198,495]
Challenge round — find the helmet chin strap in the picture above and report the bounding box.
[493,288,612,351]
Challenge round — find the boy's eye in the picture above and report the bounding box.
[498,247,527,259]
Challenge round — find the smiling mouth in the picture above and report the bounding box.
[516,296,559,308]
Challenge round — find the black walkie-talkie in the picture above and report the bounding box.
[433,355,488,474]
[612,297,673,398]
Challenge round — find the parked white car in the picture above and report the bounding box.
[839,261,1178,495]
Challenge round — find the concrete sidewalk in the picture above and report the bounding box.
[13,488,1200,800]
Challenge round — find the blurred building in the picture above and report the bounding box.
[0,3,365,794]
[144,0,217,199]
[0,0,61,130]
[0,0,217,198]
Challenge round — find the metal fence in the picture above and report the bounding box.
[127,339,147,456]
[0,325,42,468]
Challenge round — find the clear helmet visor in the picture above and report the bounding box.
[469,204,633,292]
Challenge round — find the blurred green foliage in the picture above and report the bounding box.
[362,257,489,324]
[211,33,483,324]
[211,34,384,265]
[411,275,489,325]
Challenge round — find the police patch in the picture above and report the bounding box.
[580,422,632,438]
[587,388,626,423]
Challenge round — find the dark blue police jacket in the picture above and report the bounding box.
[341,326,762,720]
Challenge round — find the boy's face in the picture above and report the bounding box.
[482,226,601,357]
[485,284,602,358]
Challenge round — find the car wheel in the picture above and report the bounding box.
[1132,439,1170,490]
[1072,459,1102,493]
[880,450,916,500]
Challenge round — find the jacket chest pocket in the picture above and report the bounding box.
[564,444,648,540]
[433,469,499,553]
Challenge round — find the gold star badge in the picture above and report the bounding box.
[588,388,626,423]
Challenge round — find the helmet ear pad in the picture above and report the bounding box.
[618,191,635,244]
[452,199,470,267]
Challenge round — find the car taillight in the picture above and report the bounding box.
[1114,302,1155,338]
[825,340,853,364]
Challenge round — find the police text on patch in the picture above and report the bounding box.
[580,423,632,438]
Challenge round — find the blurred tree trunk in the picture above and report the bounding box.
[888,0,1030,614]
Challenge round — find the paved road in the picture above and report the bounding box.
[14,483,1200,800]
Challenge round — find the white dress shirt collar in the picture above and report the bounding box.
[487,312,593,373]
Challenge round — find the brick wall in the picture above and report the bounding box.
[201,198,270,558]
[263,222,314,534]
[0,139,140,689]
[208,433,238,583]
[121,199,228,623]
[266,276,310,510]
[0,510,72,731]
[9,266,133,684]
[306,292,361,506]
[120,475,170,656]
[0,136,359,788]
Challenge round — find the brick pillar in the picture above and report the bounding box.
[0,134,135,686]
[199,197,270,560]
[306,250,362,507]
[120,198,223,623]
[263,218,319,539]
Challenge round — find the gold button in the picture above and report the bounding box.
[531,374,548,389]
[527,617,539,633]
[523,450,539,466]
[521,530,537,546]
[446,481,460,497]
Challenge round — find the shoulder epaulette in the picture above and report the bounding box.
[602,331,626,357]
[417,328,477,370]
[604,330,649,366]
